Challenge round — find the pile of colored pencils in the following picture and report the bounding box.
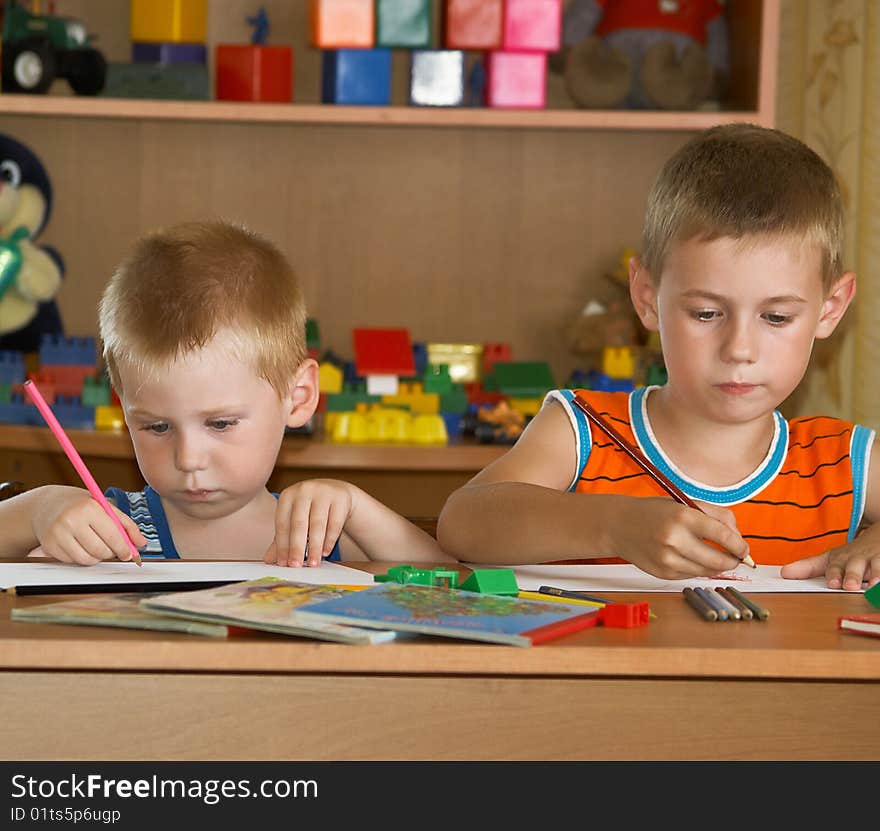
[683,586,769,621]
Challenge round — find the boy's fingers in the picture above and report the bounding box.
[117,510,147,549]
[840,555,868,591]
[324,502,346,558]
[780,552,829,581]
[91,514,136,562]
[306,503,330,567]
[263,541,277,565]
[288,498,312,567]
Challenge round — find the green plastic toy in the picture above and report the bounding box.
[374,565,459,589]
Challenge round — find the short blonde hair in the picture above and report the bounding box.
[99,220,307,397]
[642,123,844,291]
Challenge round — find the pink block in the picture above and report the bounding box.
[486,51,546,109]
[503,0,562,52]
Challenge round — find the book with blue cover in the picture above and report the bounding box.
[140,577,396,645]
[293,583,600,646]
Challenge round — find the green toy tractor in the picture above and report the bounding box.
[1,0,106,95]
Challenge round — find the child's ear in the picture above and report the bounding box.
[285,358,320,428]
[629,256,659,331]
[815,271,856,339]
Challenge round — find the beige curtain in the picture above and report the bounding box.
[777,0,878,429]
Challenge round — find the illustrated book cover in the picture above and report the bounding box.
[11,593,230,637]
[293,583,600,646]
[139,577,396,645]
[838,612,880,638]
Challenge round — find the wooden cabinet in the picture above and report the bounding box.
[0,1,779,513]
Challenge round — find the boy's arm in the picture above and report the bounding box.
[782,440,880,589]
[0,487,46,557]
[438,400,748,575]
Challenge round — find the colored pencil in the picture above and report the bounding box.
[537,585,612,605]
[717,586,753,620]
[725,585,770,621]
[683,587,717,621]
[570,392,756,570]
[711,586,742,620]
[23,380,142,567]
[518,590,604,608]
[695,586,728,620]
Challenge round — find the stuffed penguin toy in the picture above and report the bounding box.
[0,133,64,352]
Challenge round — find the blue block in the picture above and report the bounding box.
[411,342,427,377]
[322,49,392,105]
[39,335,96,367]
[0,395,38,425]
[587,370,635,393]
[441,411,463,438]
[51,396,96,430]
[0,351,25,385]
[132,42,207,65]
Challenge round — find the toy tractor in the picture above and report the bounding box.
[1,0,106,95]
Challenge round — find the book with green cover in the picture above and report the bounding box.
[140,577,396,645]
[11,593,230,638]
[293,583,601,646]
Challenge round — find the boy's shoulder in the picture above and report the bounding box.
[787,413,856,439]
[550,388,632,418]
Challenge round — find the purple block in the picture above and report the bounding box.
[132,42,207,65]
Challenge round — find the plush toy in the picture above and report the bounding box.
[0,134,65,352]
[554,0,729,110]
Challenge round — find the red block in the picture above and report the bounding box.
[443,0,503,49]
[599,602,650,628]
[486,50,546,108]
[40,365,95,398]
[503,0,562,52]
[353,328,415,376]
[482,342,512,376]
[311,0,374,48]
[215,44,294,102]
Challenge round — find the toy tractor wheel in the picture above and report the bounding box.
[63,48,107,96]
[2,38,56,94]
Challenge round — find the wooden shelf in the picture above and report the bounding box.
[0,94,772,130]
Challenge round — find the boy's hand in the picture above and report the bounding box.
[781,540,879,591]
[265,480,355,567]
[31,489,146,566]
[608,497,750,579]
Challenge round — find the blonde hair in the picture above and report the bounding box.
[642,123,844,291]
[99,219,307,397]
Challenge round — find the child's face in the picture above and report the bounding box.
[633,235,853,424]
[118,332,297,520]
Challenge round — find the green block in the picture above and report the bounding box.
[0,382,10,403]
[100,62,209,100]
[422,363,453,394]
[439,388,467,413]
[375,565,459,589]
[488,361,555,397]
[306,318,320,350]
[376,0,431,47]
[324,392,381,412]
[460,568,519,596]
[81,375,111,407]
[866,581,880,609]
[646,363,667,386]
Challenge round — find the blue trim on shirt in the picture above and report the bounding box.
[848,425,875,541]
[545,390,592,492]
[629,386,788,505]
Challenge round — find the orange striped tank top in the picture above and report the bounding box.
[547,387,875,566]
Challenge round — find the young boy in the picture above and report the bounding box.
[0,220,450,567]
[438,123,878,592]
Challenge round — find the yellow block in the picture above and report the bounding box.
[411,414,447,445]
[318,362,343,394]
[130,0,207,43]
[508,397,542,417]
[427,343,483,384]
[381,392,439,415]
[95,405,124,431]
[602,345,635,379]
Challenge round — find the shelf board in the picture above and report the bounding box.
[0,95,771,130]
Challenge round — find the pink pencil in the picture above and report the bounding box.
[23,379,142,567]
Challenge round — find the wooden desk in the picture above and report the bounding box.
[1,563,879,761]
[0,424,506,516]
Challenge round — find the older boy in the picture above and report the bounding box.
[0,220,449,566]
[439,123,877,591]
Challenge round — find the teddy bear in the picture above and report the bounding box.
[0,133,65,353]
[552,0,730,110]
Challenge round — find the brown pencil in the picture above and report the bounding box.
[725,586,769,621]
[571,392,757,570]
[717,586,753,620]
[683,587,717,621]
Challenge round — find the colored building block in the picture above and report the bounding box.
[39,335,96,367]
[410,50,465,107]
[26,370,56,403]
[101,61,210,100]
[376,0,431,48]
[40,366,95,398]
[599,602,650,628]
[602,345,635,379]
[310,0,374,48]
[81,375,112,407]
[0,395,38,425]
[375,565,459,588]
[443,0,503,49]
[460,568,518,595]
[422,363,453,394]
[866,581,880,609]
[381,391,439,415]
[0,351,25,385]
[95,405,125,431]
[319,362,344,394]
[411,342,428,376]
[503,0,562,52]
[411,413,447,445]
[353,328,415,376]
[486,361,554,397]
[0,382,10,403]
[322,49,392,105]
[486,51,547,109]
[216,45,293,103]
[439,388,468,413]
[585,370,635,393]
[440,411,463,438]
[51,396,96,430]
[428,342,483,383]
[482,342,511,376]
[324,391,381,412]
[306,318,321,351]
[132,42,207,64]
[130,0,207,44]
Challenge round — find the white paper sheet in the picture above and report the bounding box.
[464,563,843,593]
[0,560,374,590]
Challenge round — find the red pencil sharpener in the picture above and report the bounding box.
[599,602,650,628]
